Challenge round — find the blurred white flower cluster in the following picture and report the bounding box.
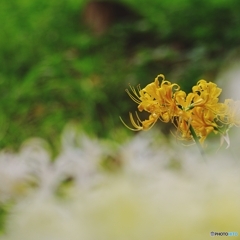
[0,124,240,240]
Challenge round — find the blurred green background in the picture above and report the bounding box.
[0,0,240,153]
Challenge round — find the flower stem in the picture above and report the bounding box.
[189,124,206,158]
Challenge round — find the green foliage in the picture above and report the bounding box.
[124,0,240,46]
[0,0,239,152]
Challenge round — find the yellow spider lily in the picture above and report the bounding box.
[121,74,240,147]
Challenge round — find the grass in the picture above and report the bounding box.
[0,0,240,154]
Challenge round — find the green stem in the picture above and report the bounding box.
[189,124,206,158]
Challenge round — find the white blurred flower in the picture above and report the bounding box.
[3,157,240,240]
[1,127,240,240]
[0,151,30,202]
[120,130,181,174]
[3,195,81,240]
[55,125,106,189]
[0,138,51,202]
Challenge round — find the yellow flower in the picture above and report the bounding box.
[192,80,222,107]
[122,75,182,131]
[122,74,240,146]
[190,107,218,143]
[173,80,229,144]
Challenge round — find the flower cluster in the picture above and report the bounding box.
[122,74,240,145]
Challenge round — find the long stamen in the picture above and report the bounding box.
[129,112,143,130]
[125,85,141,104]
[135,111,143,123]
[119,114,142,131]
